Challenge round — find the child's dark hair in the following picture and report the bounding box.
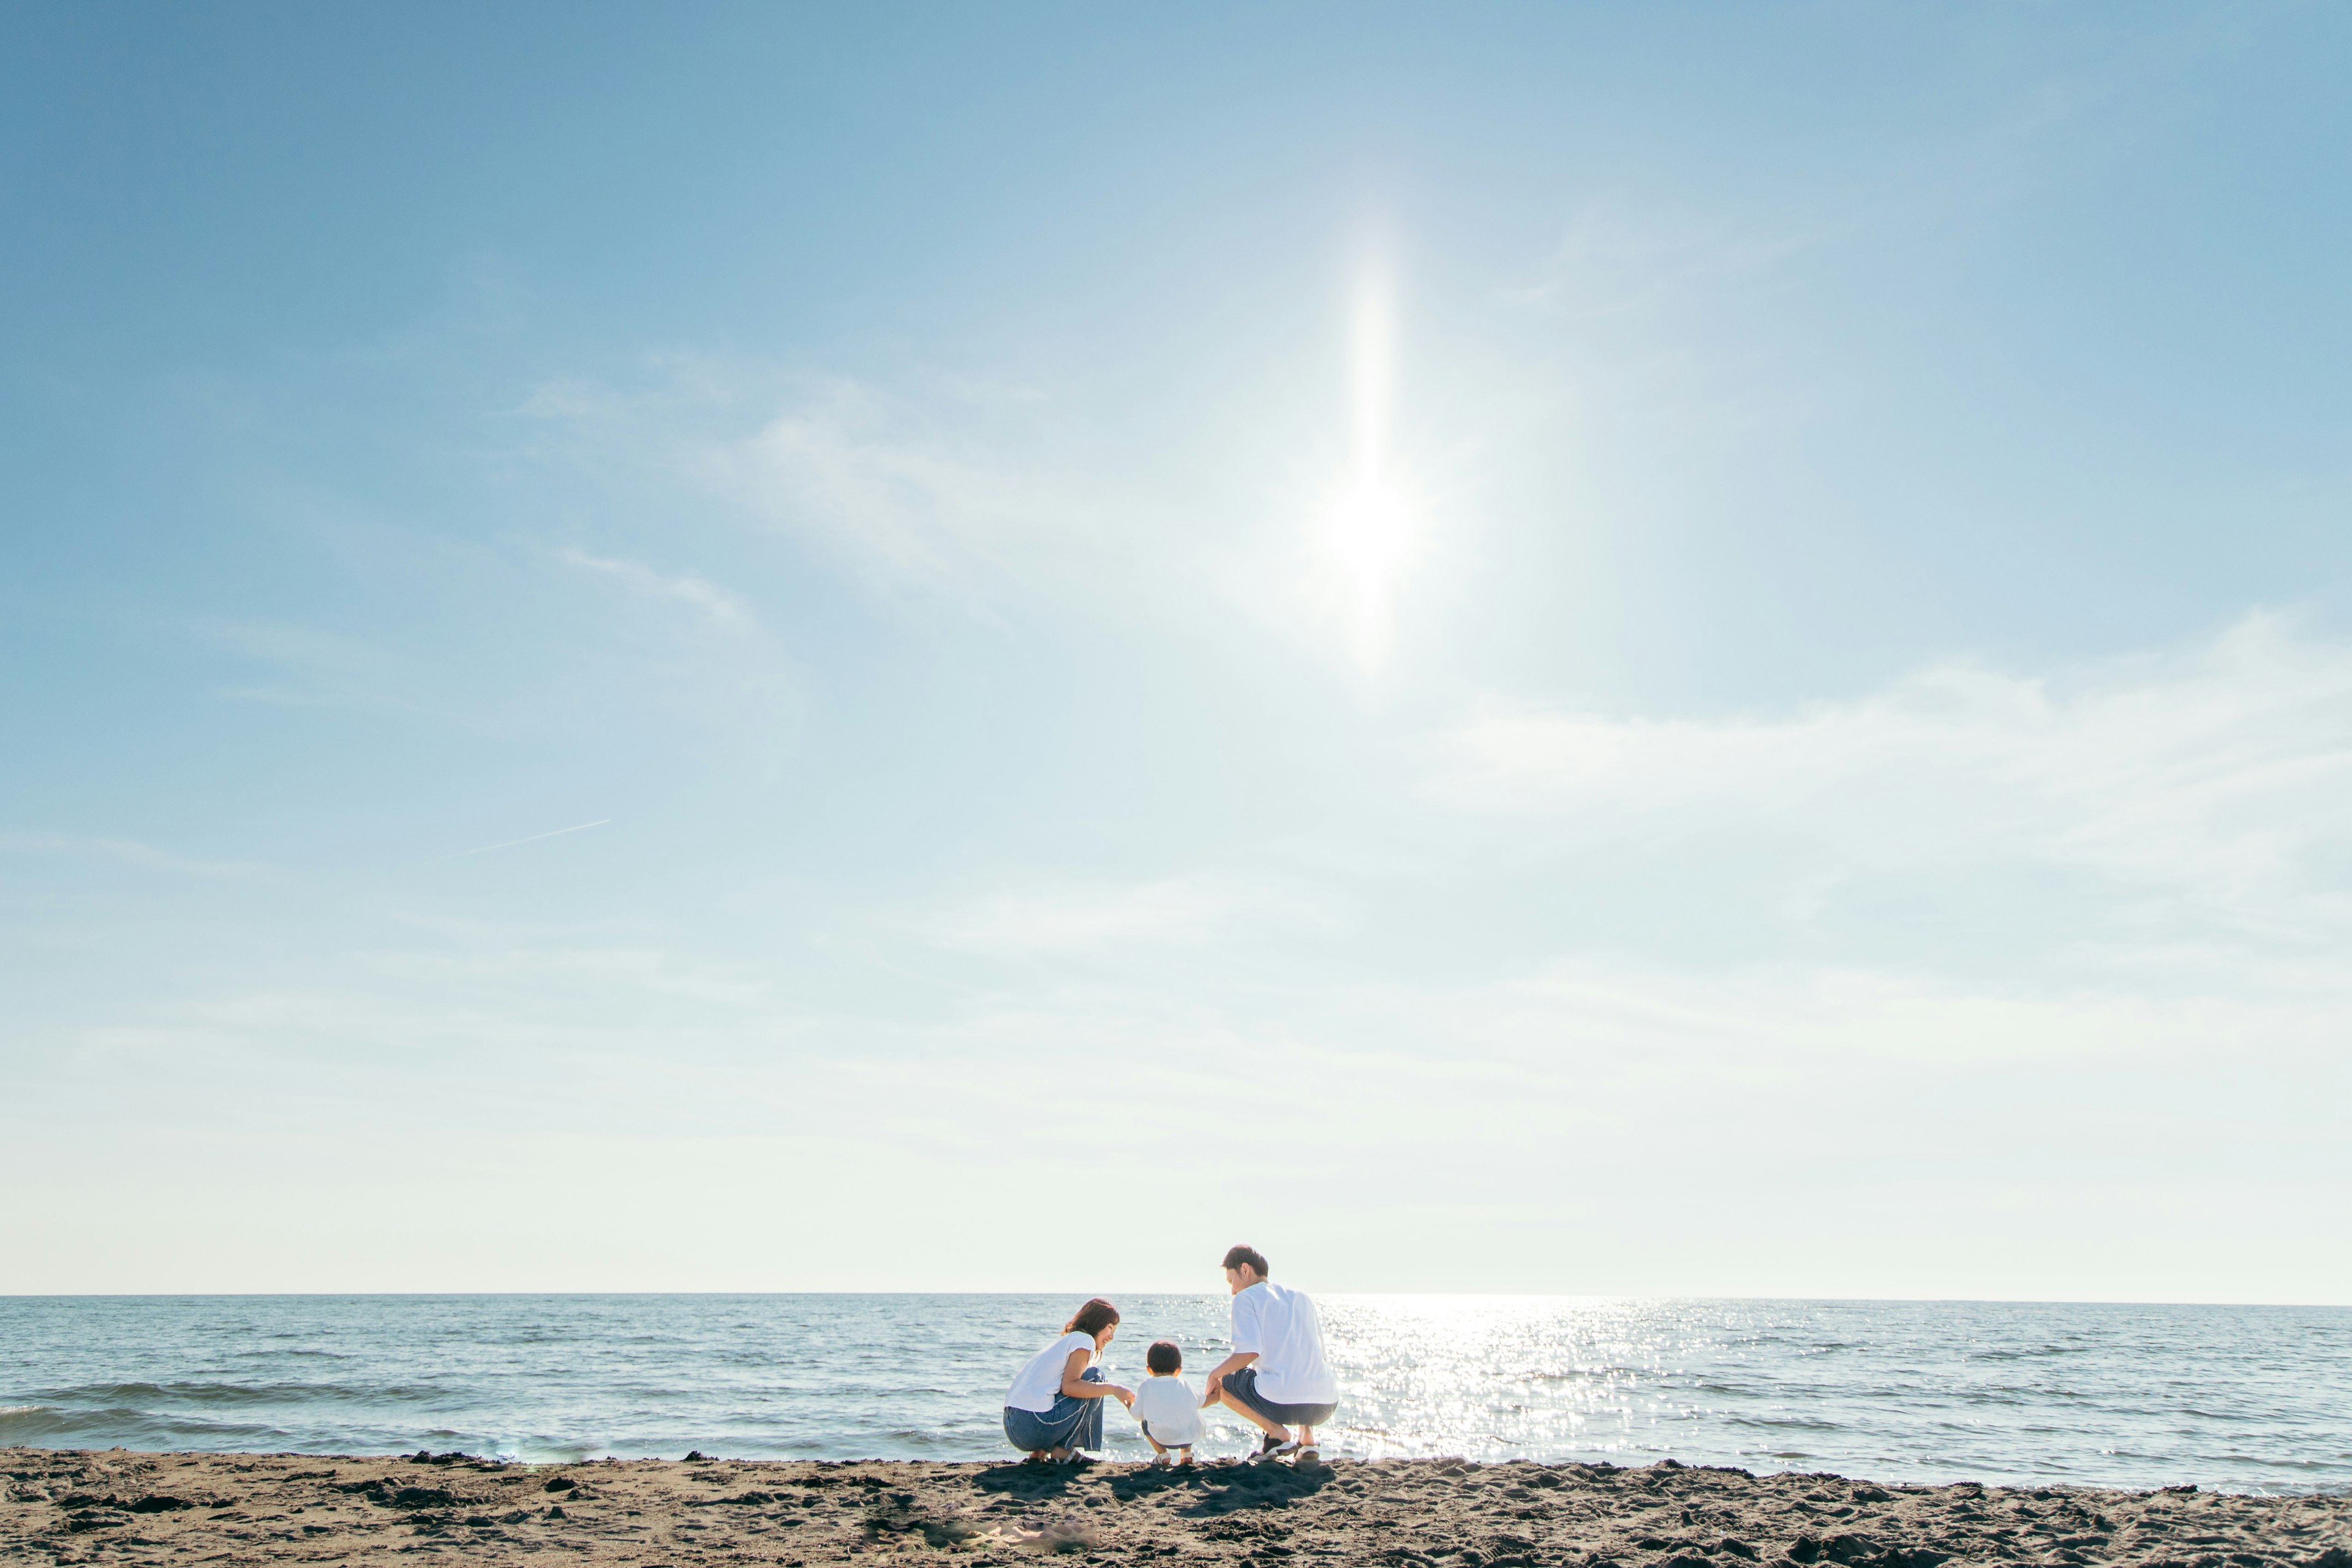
[1146,1340,1182,1375]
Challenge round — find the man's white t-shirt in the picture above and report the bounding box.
[1130,1374,1204,1445]
[1006,1330,1095,1414]
[1230,1280,1339,1406]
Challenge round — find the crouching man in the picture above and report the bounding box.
[1200,1243,1338,1462]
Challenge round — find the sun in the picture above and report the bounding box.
[1312,266,1417,671]
[1318,471,1413,644]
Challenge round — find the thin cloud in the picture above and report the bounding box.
[1498,201,1825,320]
[702,377,1100,605]
[559,549,750,628]
[516,363,1126,616]
[0,832,266,880]
[927,872,1330,956]
[459,819,613,858]
[198,619,431,717]
[1428,612,2352,963]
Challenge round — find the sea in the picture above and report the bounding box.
[2,1295,2346,1495]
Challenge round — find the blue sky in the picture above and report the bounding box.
[6,2,2351,1298]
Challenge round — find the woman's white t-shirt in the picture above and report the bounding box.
[1006,1330,1096,1413]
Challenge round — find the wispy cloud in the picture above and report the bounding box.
[515,363,1172,621]
[1498,202,1826,320]
[559,549,750,628]
[1430,612,2352,968]
[197,619,432,715]
[927,872,1329,956]
[696,376,1104,605]
[0,832,266,880]
[459,818,613,857]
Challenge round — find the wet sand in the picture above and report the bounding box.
[6,1447,2347,1567]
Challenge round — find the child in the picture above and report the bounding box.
[1129,1340,1204,1465]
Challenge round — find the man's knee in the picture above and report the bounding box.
[1212,1384,1261,1421]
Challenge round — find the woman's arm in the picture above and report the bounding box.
[1060,1348,1133,1406]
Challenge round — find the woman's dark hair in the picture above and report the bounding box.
[1146,1340,1182,1375]
[1222,1244,1270,1278]
[1064,1298,1121,1338]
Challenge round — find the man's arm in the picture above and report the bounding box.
[1200,1351,1257,1404]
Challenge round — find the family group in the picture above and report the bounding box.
[1001,1245,1338,1466]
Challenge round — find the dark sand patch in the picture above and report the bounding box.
[4,1448,2346,1567]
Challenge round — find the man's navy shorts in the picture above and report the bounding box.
[1223,1366,1337,1427]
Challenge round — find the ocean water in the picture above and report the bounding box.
[2,1295,2347,1494]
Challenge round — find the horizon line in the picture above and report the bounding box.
[2,1289,2345,1310]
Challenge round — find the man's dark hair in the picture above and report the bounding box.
[1146,1340,1182,1375]
[1222,1244,1270,1278]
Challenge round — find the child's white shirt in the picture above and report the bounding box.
[1131,1374,1204,1445]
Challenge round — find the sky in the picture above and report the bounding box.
[4,2,2352,1302]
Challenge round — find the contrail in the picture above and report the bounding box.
[461,819,613,856]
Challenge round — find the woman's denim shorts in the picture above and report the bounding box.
[1003,1367,1107,1452]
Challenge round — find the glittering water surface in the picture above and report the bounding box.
[3,1295,2347,1493]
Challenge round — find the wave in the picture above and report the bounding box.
[0,1403,293,1448]
[24,1381,452,1408]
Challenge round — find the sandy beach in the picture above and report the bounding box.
[6,1448,2346,1568]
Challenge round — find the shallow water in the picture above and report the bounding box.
[3,1295,2346,1493]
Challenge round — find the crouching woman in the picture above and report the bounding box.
[1003,1298,1134,1461]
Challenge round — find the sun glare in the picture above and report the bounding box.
[1314,268,1417,671]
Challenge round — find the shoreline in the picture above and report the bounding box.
[7,1449,2348,1567]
